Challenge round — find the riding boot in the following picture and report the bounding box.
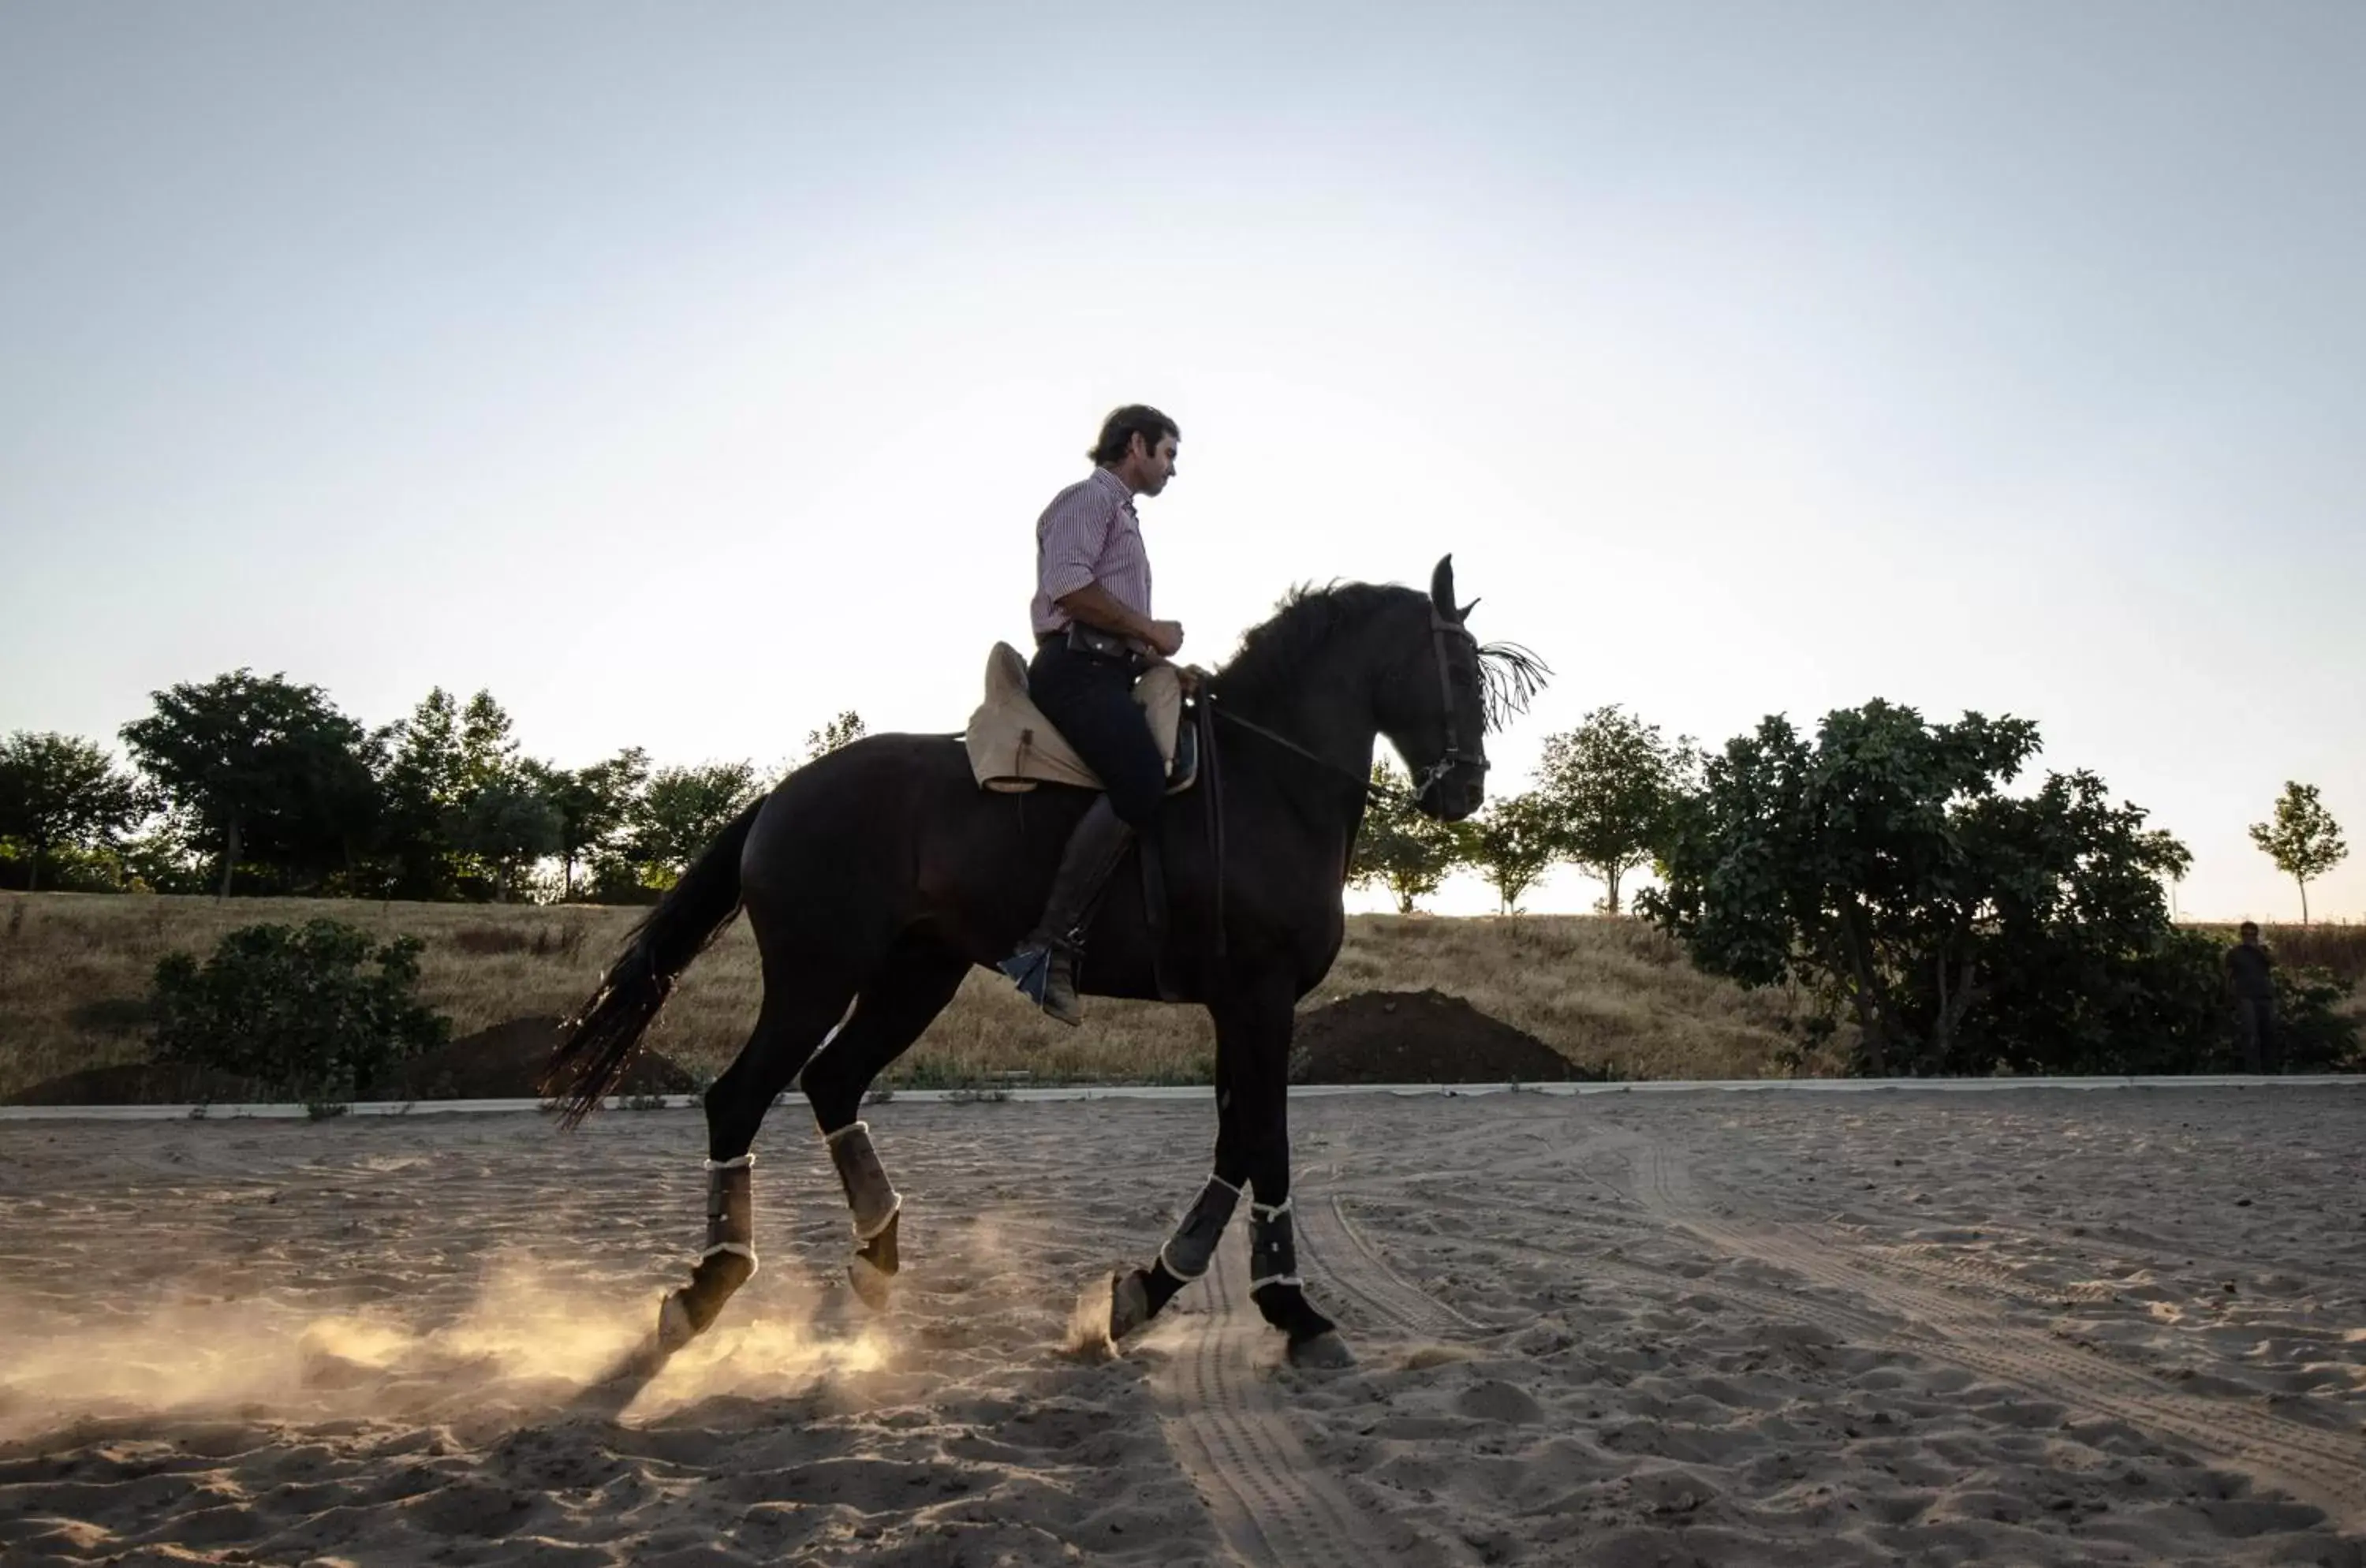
[998,796,1136,1026]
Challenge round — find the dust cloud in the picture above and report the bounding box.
[0,1254,894,1437]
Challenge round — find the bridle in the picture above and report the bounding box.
[1205,604,1486,809]
[1416,605,1489,801]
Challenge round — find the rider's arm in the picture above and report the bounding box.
[1055,582,1158,643]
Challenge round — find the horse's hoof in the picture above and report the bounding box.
[848,1253,894,1311]
[655,1290,698,1352]
[1286,1330,1355,1370]
[1108,1268,1153,1342]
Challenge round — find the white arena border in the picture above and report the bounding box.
[1,1074,2357,1121]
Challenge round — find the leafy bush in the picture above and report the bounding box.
[150,919,449,1102]
[2271,963,2363,1073]
[1969,928,2355,1076]
[1645,700,2360,1077]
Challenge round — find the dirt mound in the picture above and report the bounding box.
[1289,989,1601,1085]
[9,1017,695,1105]
[10,1061,275,1106]
[380,1017,696,1099]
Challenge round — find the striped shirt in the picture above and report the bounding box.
[1029,465,1153,637]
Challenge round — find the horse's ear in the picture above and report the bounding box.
[1430,556,1457,618]
[1456,596,1480,624]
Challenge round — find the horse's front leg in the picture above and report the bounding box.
[1226,1003,1350,1368]
[1109,974,1349,1368]
[1107,1170,1244,1338]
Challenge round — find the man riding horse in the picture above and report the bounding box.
[544,405,1543,1374]
[999,403,1187,1025]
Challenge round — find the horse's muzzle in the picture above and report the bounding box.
[1421,772,1487,822]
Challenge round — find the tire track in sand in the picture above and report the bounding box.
[1294,1193,1485,1342]
[1840,1238,2121,1309]
[1610,1129,2366,1525]
[1152,1226,1384,1568]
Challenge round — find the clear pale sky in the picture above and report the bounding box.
[3,2,2360,921]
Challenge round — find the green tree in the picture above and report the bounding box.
[804,710,867,762]
[1535,706,1693,916]
[2142,828,2192,920]
[450,760,562,902]
[2248,782,2347,924]
[0,733,148,892]
[118,817,211,894]
[550,746,648,901]
[121,670,378,899]
[374,687,547,900]
[1349,760,1464,913]
[374,687,468,898]
[455,689,520,793]
[1642,701,2204,1076]
[1460,790,1560,915]
[630,760,767,888]
[443,692,545,899]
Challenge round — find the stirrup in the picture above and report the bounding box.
[998,945,1054,1004]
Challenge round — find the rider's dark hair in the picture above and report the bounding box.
[1089,405,1179,467]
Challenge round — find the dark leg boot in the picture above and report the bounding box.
[998,797,1135,1026]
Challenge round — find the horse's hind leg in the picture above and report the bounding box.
[800,935,970,1309]
[659,960,856,1350]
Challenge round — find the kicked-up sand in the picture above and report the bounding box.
[0,1086,2360,1566]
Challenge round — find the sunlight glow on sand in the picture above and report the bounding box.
[0,1256,895,1435]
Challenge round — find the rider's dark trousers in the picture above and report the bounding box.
[1028,636,1165,830]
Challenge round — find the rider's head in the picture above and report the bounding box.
[1092,405,1180,498]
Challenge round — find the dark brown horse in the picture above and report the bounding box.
[545,557,1542,1369]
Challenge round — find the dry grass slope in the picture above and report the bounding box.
[0,894,1827,1102]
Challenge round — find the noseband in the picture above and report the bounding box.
[1409,607,1487,805]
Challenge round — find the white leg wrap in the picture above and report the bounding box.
[702,1153,757,1271]
[1248,1193,1300,1291]
[825,1120,902,1242]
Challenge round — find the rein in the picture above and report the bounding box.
[1207,700,1413,801]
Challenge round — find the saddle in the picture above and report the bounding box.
[962,643,1198,795]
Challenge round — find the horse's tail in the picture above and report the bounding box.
[542,797,765,1128]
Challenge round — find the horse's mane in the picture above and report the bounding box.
[1212,580,1548,730]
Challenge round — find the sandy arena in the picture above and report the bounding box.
[2,1087,2361,1566]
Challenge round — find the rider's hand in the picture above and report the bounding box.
[1144,620,1185,659]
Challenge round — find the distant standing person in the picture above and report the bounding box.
[2227,920,2278,1073]
[998,405,1186,1026]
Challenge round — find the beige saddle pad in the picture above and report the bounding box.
[963,642,1182,793]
